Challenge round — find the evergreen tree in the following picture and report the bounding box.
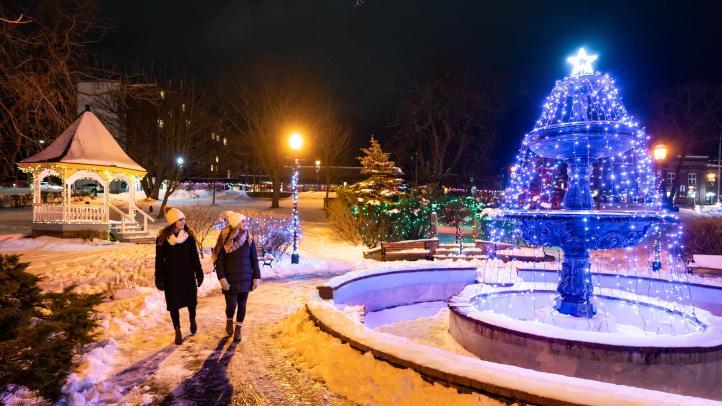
[354,136,404,201]
[0,255,102,402]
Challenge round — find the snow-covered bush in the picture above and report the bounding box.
[233,208,296,259]
[182,204,220,258]
[327,197,362,245]
[684,218,722,255]
[0,255,101,403]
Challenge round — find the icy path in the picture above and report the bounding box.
[107,278,355,405]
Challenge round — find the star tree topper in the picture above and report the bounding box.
[567,48,597,76]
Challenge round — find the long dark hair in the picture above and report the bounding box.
[156,223,197,245]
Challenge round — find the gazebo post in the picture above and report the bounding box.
[128,175,136,219]
[32,171,41,222]
[103,175,109,224]
[62,168,69,223]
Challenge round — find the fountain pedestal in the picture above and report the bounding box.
[556,253,594,316]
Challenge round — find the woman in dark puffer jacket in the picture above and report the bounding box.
[212,211,261,342]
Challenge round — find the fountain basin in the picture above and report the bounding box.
[449,283,722,399]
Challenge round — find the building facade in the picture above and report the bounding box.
[662,155,721,206]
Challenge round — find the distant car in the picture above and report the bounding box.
[81,183,104,194]
[40,181,62,191]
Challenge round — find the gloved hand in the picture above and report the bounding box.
[252,278,261,290]
[219,278,230,291]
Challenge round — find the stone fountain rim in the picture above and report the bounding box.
[449,283,722,352]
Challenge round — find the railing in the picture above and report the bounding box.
[132,204,156,234]
[33,204,106,223]
[109,204,135,233]
[108,203,156,234]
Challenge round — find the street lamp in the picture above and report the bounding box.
[315,160,321,192]
[289,132,302,264]
[176,156,185,168]
[652,144,669,210]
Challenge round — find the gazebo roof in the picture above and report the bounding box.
[19,111,146,175]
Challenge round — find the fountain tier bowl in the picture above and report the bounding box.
[500,210,677,250]
[526,121,638,160]
[449,283,722,399]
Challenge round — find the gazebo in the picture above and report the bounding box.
[17,110,153,240]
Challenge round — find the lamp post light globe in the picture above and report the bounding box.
[289,132,302,264]
[652,144,667,162]
[176,156,185,166]
[289,132,303,151]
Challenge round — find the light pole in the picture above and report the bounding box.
[315,160,321,192]
[652,144,668,209]
[289,132,302,264]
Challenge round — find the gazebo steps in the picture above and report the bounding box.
[110,222,154,243]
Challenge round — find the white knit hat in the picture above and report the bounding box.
[225,211,247,229]
[164,206,185,224]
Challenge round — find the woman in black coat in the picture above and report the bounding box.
[155,206,204,345]
[212,211,261,342]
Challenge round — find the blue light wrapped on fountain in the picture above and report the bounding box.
[501,49,677,317]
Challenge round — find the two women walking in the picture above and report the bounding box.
[154,207,261,345]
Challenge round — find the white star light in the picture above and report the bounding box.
[567,48,597,76]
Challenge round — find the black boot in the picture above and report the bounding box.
[174,328,183,345]
[190,318,197,335]
[225,319,233,336]
[233,323,242,342]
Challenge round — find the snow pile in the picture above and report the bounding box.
[0,237,45,251]
[291,302,716,406]
[62,339,122,405]
[278,307,501,406]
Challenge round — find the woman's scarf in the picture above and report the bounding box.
[167,229,188,245]
[211,226,252,264]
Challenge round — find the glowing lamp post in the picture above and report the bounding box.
[289,132,302,264]
[652,144,670,209]
[315,160,321,191]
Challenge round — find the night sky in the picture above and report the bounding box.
[99,0,722,171]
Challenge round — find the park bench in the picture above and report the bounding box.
[686,255,722,276]
[258,246,274,268]
[380,240,436,261]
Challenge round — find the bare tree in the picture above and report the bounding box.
[391,62,503,191]
[0,1,108,179]
[649,82,722,206]
[218,64,323,208]
[124,75,216,217]
[317,114,352,200]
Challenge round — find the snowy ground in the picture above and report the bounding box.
[2,191,722,404]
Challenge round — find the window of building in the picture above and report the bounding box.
[688,173,697,185]
[667,172,676,185]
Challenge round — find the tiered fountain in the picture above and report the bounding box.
[447,49,722,399]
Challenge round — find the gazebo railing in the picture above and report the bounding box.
[33,204,106,223]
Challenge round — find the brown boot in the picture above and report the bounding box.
[225,319,233,336]
[233,323,242,342]
[174,328,182,345]
[190,318,197,335]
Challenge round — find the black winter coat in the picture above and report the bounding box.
[155,234,204,311]
[215,239,260,293]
